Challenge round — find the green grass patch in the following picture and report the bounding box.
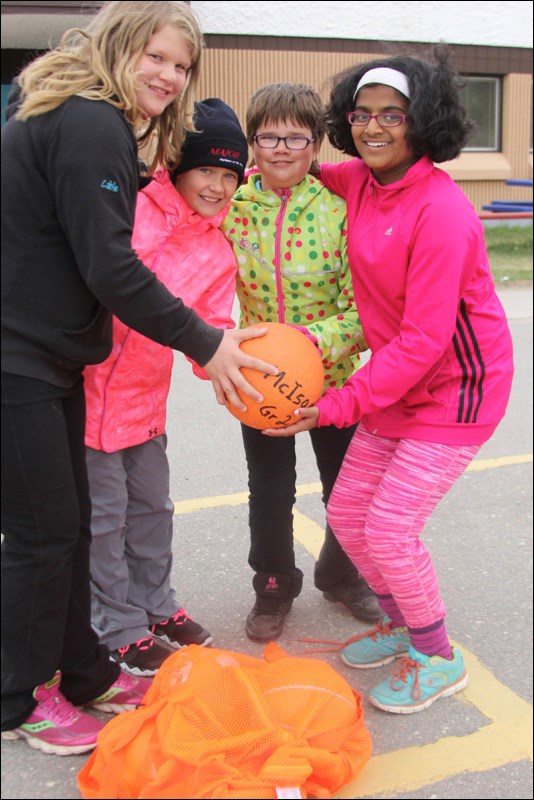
[483,224,533,285]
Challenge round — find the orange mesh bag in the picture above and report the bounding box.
[78,641,372,799]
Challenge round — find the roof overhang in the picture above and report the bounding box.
[1,2,102,49]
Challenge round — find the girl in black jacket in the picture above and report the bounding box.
[1,1,274,755]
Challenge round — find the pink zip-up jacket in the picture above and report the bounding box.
[84,170,237,453]
[317,156,514,445]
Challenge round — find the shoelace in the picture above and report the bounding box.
[117,636,155,657]
[34,690,80,725]
[158,608,191,627]
[296,617,395,654]
[390,656,423,700]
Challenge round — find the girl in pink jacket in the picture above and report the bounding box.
[265,50,514,714]
[84,99,248,677]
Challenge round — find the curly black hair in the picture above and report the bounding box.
[326,45,475,163]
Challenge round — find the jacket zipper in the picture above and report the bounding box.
[274,189,290,323]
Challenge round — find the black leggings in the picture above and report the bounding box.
[1,372,119,730]
[241,421,360,595]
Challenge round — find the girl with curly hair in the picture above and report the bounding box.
[265,48,514,715]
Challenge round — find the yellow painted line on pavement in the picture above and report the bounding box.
[173,453,532,515]
[293,508,324,559]
[290,452,533,559]
[173,451,533,797]
[291,454,534,796]
[337,648,532,797]
[467,453,532,470]
[291,512,533,799]
[174,491,248,515]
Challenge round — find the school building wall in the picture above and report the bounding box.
[2,2,533,213]
[196,35,533,214]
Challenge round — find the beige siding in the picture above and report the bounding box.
[198,48,533,213]
[197,47,383,166]
[454,178,532,212]
[502,72,533,185]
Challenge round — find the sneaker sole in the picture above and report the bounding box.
[87,700,139,714]
[119,664,158,677]
[152,633,213,649]
[245,616,289,642]
[109,657,159,678]
[2,729,98,756]
[1,731,20,741]
[341,650,409,669]
[245,628,282,643]
[369,671,469,714]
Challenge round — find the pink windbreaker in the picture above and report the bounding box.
[84,170,236,452]
[317,156,514,445]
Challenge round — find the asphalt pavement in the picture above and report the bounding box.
[1,285,532,799]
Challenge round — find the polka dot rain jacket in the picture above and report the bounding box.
[222,173,367,390]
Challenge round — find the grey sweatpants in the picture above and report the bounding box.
[86,434,178,650]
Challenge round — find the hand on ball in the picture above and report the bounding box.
[204,327,279,410]
[262,406,320,436]
[224,323,324,430]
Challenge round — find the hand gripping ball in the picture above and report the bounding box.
[227,322,324,430]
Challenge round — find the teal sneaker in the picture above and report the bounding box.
[340,617,410,669]
[369,645,469,714]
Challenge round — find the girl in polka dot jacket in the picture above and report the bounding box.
[221,83,381,643]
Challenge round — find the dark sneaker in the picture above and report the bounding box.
[1,671,104,756]
[110,635,174,677]
[245,597,294,642]
[150,608,212,648]
[85,671,153,713]
[323,578,382,624]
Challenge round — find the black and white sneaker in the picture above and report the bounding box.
[150,608,212,648]
[110,635,174,677]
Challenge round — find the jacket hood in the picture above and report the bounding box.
[143,169,230,232]
[233,172,324,211]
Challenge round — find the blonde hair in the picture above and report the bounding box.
[16,1,203,170]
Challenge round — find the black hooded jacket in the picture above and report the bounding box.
[1,94,222,386]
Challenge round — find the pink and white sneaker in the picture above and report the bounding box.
[85,670,152,714]
[1,671,104,756]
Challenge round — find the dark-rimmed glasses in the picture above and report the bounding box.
[253,134,315,150]
[345,111,408,128]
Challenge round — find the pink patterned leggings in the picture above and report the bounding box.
[326,424,480,630]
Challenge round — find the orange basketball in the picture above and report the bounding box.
[227,322,324,430]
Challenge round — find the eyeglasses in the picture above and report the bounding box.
[253,134,315,150]
[345,111,408,128]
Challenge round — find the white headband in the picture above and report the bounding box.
[353,67,411,101]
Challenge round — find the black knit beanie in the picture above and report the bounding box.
[172,98,248,185]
